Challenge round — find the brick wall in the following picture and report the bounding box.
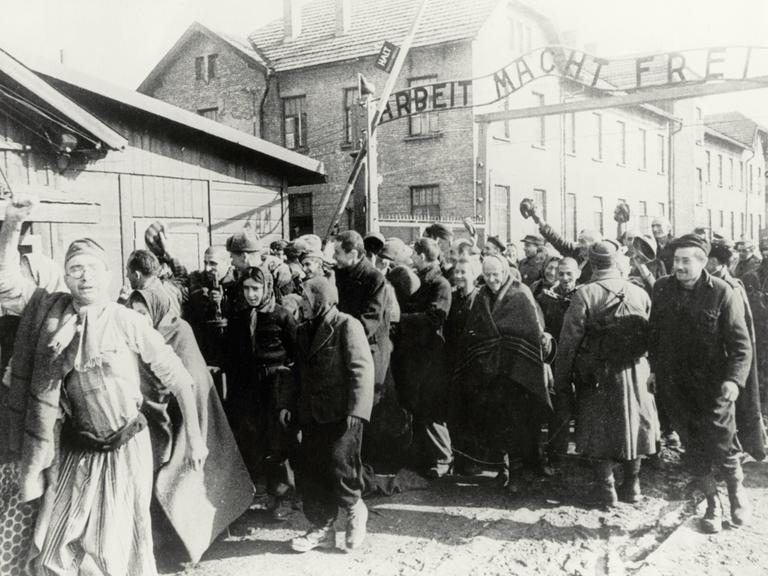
[145,32,267,137]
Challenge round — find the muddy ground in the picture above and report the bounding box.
[161,450,768,576]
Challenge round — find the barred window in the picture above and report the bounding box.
[283,96,308,150]
[410,185,440,218]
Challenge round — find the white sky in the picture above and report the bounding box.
[1,0,767,120]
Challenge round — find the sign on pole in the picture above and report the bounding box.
[375,41,400,73]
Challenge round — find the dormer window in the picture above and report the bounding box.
[195,54,218,81]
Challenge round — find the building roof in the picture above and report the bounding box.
[139,22,269,94]
[24,56,326,186]
[0,48,128,151]
[248,0,555,72]
[704,111,768,148]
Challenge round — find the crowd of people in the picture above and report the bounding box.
[1,194,767,574]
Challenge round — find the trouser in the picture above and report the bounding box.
[297,418,364,527]
[413,418,453,469]
[506,387,545,471]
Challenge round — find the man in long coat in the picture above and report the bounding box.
[393,238,453,478]
[743,237,768,413]
[649,234,753,533]
[555,241,659,506]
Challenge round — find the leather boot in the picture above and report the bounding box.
[725,462,752,526]
[586,461,618,507]
[699,474,722,534]
[618,459,642,503]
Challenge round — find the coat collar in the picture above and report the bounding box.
[308,307,339,358]
[589,267,622,282]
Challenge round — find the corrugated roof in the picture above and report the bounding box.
[704,111,768,148]
[248,0,506,71]
[24,56,326,185]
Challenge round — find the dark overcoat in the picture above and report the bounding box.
[392,263,452,419]
[285,307,374,425]
[335,257,392,391]
[649,271,753,459]
[518,255,542,287]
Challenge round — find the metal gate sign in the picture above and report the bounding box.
[375,41,400,73]
[378,46,768,124]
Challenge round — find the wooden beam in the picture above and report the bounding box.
[475,77,768,123]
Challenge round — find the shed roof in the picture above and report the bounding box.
[25,56,326,185]
[247,0,556,71]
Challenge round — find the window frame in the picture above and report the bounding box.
[282,95,308,151]
[410,184,441,219]
[408,75,439,137]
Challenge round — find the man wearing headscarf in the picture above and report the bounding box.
[278,277,374,553]
[451,252,551,492]
[649,234,753,533]
[0,198,205,576]
[554,241,659,506]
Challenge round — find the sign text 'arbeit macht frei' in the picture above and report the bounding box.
[377,46,768,124]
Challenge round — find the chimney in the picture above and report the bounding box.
[335,0,351,35]
[283,0,301,41]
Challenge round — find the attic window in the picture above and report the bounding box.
[208,54,218,79]
[195,54,218,81]
[195,56,205,80]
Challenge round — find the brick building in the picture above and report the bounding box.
[139,0,767,244]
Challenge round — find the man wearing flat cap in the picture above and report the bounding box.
[734,239,762,279]
[518,234,544,287]
[649,234,754,533]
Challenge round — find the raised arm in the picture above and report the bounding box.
[0,197,41,314]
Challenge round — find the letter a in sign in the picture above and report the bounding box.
[375,41,400,73]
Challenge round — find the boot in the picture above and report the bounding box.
[699,473,722,534]
[290,523,335,553]
[586,461,618,507]
[618,459,642,503]
[345,499,368,550]
[700,495,723,534]
[725,463,752,526]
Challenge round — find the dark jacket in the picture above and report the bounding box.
[518,255,542,287]
[336,257,392,388]
[735,254,763,279]
[538,223,592,284]
[393,263,452,417]
[743,261,768,355]
[656,236,675,274]
[284,307,374,425]
[535,283,575,341]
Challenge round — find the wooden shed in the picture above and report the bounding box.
[0,47,325,295]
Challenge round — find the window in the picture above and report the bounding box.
[592,196,604,235]
[639,200,648,216]
[657,134,665,173]
[410,185,440,218]
[719,210,724,229]
[740,161,744,190]
[658,202,665,216]
[731,212,736,238]
[566,113,576,154]
[760,214,764,233]
[706,151,711,183]
[750,214,755,238]
[283,96,307,150]
[708,209,713,233]
[741,213,746,236]
[195,56,205,80]
[729,158,734,188]
[207,53,218,79]
[696,168,703,204]
[510,20,531,53]
[639,128,647,169]
[500,99,510,139]
[531,93,545,147]
[565,193,577,241]
[593,113,602,160]
[197,107,218,121]
[408,76,439,136]
[343,88,361,148]
[289,193,313,238]
[492,185,511,242]
[695,107,703,145]
[533,188,547,222]
[718,154,723,187]
[617,121,626,165]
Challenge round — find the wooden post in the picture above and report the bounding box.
[366,97,379,233]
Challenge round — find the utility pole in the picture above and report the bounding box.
[324,0,430,241]
[365,95,379,233]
